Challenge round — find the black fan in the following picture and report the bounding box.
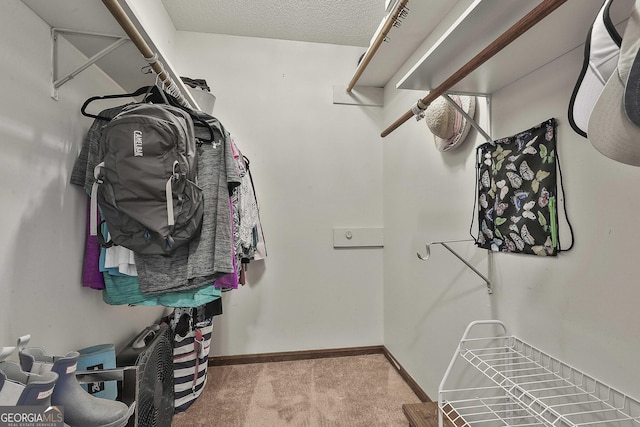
[134,325,174,427]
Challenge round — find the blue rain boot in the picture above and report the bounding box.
[0,346,71,427]
[18,337,135,427]
[0,346,59,406]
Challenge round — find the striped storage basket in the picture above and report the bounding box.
[167,308,213,413]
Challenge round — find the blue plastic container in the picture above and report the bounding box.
[76,343,117,400]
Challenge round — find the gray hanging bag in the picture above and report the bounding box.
[90,103,204,254]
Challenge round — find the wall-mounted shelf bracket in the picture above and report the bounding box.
[417,239,492,294]
[51,28,129,100]
[442,93,492,142]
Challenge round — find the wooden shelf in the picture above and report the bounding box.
[352,0,457,88]
[396,0,633,95]
[22,0,195,104]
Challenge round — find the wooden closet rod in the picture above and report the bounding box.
[347,0,409,92]
[380,0,567,138]
[101,0,192,108]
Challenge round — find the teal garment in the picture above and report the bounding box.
[102,273,220,307]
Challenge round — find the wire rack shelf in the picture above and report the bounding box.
[439,321,640,427]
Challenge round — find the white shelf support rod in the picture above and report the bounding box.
[51,28,129,100]
[417,239,492,294]
[443,93,492,142]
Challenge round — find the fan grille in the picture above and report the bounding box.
[136,325,174,427]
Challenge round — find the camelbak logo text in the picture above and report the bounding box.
[133,130,143,156]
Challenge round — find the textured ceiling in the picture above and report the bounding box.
[160,0,387,47]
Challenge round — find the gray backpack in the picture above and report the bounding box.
[90,103,204,254]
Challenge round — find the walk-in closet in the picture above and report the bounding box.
[2,0,640,426]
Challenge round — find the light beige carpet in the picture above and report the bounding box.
[171,353,421,426]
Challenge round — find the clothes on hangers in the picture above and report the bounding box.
[71,105,215,305]
[81,200,104,290]
[101,273,221,307]
[103,250,136,276]
[72,86,268,305]
[133,111,242,295]
[188,114,242,282]
[236,150,262,262]
[71,105,124,194]
[180,77,210,92]
[73,106,123,290]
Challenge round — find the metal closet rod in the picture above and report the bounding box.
[347,0,409,92]
[380,0,568,138]
[101,0,192,108]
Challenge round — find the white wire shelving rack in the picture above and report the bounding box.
[439,321,640,427]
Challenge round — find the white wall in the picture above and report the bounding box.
[382,42,640,399]
[0,0,165,355]
[2,0,383,360]
[172,32,385,355]
[7,0,638,407]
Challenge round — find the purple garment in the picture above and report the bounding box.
[213,272,236,290]
[214,197,238,290]
[82,199,105,290]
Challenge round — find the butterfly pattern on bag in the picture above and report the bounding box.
[476,119,558,256]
